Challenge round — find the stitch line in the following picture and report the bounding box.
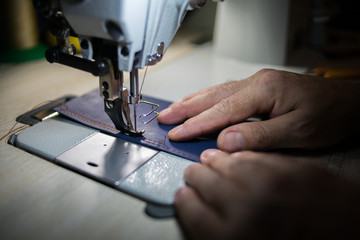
[58,107,200,161]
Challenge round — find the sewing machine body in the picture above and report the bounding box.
[10,0,308,217]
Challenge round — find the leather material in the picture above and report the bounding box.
[55,89,217,162]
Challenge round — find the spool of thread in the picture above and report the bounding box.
[2,0,39,50]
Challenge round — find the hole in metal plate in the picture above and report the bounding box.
[87,162,99,167]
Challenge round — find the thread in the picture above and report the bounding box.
[1,100,65,143]
[140,66,149,95]
[57,107,199,161]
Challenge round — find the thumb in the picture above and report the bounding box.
[217,113,300,151]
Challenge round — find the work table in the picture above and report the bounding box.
[1,43,360,240]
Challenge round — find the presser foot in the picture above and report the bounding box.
[104,98,144,137]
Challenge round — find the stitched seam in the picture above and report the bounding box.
[60,108,119,132]
[58,108,200,161]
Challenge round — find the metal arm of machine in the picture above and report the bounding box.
[33,0,213,136]
[45,46,110,77]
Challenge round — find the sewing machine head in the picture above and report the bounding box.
[34,0,200,136]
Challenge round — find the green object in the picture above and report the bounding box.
[0,44,47,63]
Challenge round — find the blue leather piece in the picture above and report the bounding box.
[55,89,217,162]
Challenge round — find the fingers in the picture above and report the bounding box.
[157,80,250,125]
[175,187,224,240]
[192,150,360,240]
[177,150,303,240]
[163,69,282,142]
[159,70,278,142]
[201,149,293,174]
[182,164,242,216]
[217,111,304,151]
[166,84,267,141]
[200,150,268,185]
[200,149,298,191]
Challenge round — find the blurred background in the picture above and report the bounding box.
[0,0,359,67]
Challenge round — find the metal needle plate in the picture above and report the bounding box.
[56,133,158,185]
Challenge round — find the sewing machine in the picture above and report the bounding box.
[10,0,307,218]
[9,0,226,217]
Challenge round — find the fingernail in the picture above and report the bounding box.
[222,132,245,151]
[201,149,220,163]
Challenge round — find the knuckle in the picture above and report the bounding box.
[213,98,235,119]
[213,93,250,120]
[172,99,198,118]
[220,81,240,92]
[254,69,286,94]
[176,101,192,117]
[295,123,314,139]
[213,99,239,125]
[210,81,240,99]
[256,68,273,75]
[291,119,319,147]
[169,100,185,110]
[180,102,196,118]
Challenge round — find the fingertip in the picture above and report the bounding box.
[158,102,187,125]
[175,186,191,202]
[200,149,224,164]
[157,107,174,124]
[168,123,197,142]
[157,107,171,117]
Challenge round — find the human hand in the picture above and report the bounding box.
[158,69,360,151]
[175,149,360,240]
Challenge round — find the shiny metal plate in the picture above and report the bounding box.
[56,133,158,185]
